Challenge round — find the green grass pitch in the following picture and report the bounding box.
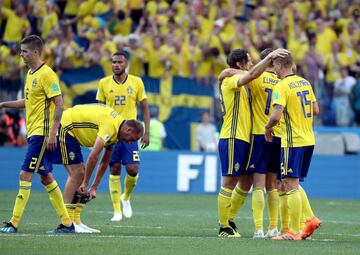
[0,191,360,255]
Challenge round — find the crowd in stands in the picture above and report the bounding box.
[0,0,359,146]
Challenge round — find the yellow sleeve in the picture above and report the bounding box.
[272,81,288,107]
[136,78,147,102]
[42,71,62,98]
[1,7,11,18]
[96,80,106,102]
[225,74,242,90]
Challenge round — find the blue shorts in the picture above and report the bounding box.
[109,141,140,166]
[218,138,250,176]
[21,135,54,175]
[246,135,281,174]
[53,128,83,165]
[280,146,314,179]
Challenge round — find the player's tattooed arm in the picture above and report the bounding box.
[265,104,283,129]
[265,104,283,142]
[48,95,64,151]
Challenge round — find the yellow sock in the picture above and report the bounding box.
[45,180,72,226]
[218,187,232,227]
[123,174,138,201]
[65,203,76,222]
[109,175,121,213]
[74,203,85,225]
[267,189,279,230]
[279,191,289,233]
[287,189,302,234]
[299,185,314,222]
[10,181,32,228]
[229,186,248,221]
[252,188,264,231]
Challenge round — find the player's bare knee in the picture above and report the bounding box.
[19,170,33,182]
[40,173,54,185]
[126,164,139,177]
[239,175,253,192]
[283,178,299,191]
[265,179,278,191]
[110,164,121,175]
[221,176,239,189]
[253,173,266,189]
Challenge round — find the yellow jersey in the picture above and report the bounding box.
[273,74,316,148]
[60,104,124,147]
[96,74,147,119]
[219,74,251,143]
[2,8,30,43]
[248,71,280,136]
[24,64,62,138]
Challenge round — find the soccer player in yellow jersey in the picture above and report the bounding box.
[265,52,321,240]
[218,48,282,238]
[246,49,281,238]
[217,48,288,237]
[96,51,150,221]
[0,35,74,234]
[53,104,144,233]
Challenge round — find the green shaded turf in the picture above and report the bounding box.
[0,191,360,255]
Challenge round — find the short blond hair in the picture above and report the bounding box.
[274,52,293,68]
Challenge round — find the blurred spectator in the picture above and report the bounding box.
[2,43,23,100]
[143,107,167,151]
[303,33,325,100]
[0,110,25,147]
[350,77,360,126]
[333,66,356,127]
[0,0,359,130]
[0,3,30,44]
[195,111,218,152]
[0,114,9,146]
[127,35,147,77]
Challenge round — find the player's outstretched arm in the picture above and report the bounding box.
[218,68,245,85]
[0,99,25,109]
[79,137,104,195]
[88,148,113,200]
[265,104,284,142]
[238,48,289,87]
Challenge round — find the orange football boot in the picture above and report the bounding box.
[301,216,321,239]
[272,231,302,240]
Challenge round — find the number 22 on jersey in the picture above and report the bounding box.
[115,95,126,106]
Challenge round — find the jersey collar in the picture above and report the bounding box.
[266,71,276,75]
[283,73,296,79]
[113,75,128,85]
[29,63,45,75]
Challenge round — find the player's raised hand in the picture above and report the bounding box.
[265,127,274,142]
[141,132,150,149]
[270,48,290,59]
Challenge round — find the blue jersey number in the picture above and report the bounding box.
[264,88,272,115]
[296,90,312,118]
[115,95,126,106]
